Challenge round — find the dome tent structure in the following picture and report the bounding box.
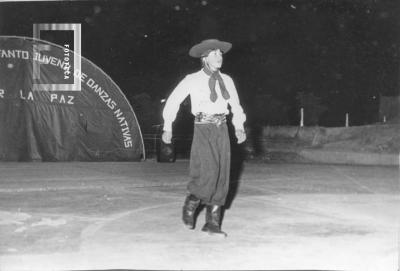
[0,36,145,161]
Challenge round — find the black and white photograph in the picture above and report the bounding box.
[0,0,398,270]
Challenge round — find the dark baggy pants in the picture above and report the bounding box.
[187,122,231,206]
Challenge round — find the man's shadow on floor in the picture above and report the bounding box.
[224,124,247,210]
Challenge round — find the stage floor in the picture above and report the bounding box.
[0,160,398,271]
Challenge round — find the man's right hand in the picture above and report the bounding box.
[161,131,172,144]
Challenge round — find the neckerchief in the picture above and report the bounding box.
[203,66,230,102]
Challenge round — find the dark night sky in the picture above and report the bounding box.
[0,0,399,130]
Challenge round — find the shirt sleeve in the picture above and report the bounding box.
[162,76,191,132]
[225,76,246,130]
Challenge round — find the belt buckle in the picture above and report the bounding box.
[215,114,224,126]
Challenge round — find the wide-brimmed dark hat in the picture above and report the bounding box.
[189,39,232,58]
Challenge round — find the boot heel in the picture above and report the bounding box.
[182,194,201,229]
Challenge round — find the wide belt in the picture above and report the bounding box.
[194,113,226,126]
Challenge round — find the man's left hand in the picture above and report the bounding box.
[235,129,246,144]
[161,131,172,144]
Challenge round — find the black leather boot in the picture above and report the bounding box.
[182,194,201,229]
[201,205,227,237]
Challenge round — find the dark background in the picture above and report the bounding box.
[0,0,399,133]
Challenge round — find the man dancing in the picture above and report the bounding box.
[162,39,246,237]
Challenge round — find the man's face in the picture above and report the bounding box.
[205,49,223,71]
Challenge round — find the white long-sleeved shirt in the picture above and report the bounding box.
[162,69,246,132]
